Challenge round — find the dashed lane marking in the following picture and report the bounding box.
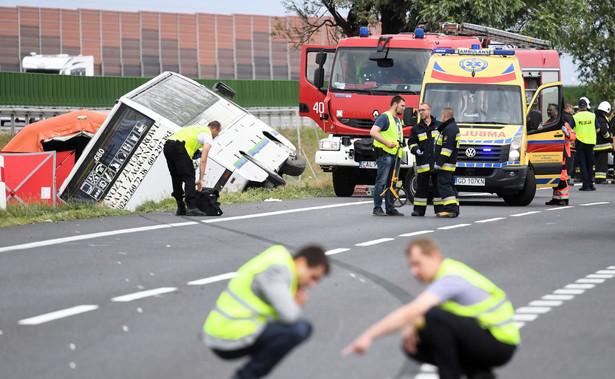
[187,273,239,286]
[355,238,395,247]
[510,211,541,217]
[111,287,177,302]
[399,230,434,237]
[579,202,610,206]
[325,248,351,256]
[19,305,99,325]
[474,217,505,223]
[437,224,471,230]
[545,206,574,211]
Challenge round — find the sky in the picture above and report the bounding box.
[2,0,579,84]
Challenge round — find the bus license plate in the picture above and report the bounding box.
[359,161,377,169]
[455,177,485,186]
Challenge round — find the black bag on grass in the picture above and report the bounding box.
[196,188,223,216]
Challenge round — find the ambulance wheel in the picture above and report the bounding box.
[242,153,286,187]
[332,168,355,197]
[502,170,536,206]
[403,170,416,204]
[279,153,306,176]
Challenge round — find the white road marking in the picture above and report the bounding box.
[399,230,434,237]
[355,238,395,247]
[542,294,574,301]
[474,217,505,223]
[529,300,563,307]
[554,288,585,295]
[325,248,350,256]
[202,201,372,224]
[516,306,551,314]
[576,278,605,284]
[415,374,438,379]
[587,274,614,279]
[19,305,99,325]
[608,266,615,270]
[515,321,526,328]
[0,201,371,253]
[510,211,541,217]
[111,287,177,302]
[579,202,610,206]
[187,272,239,285]
[565,283,595,289]
[596,270,615,275]
[437,224,471,230]
[545,206,574,211]
[512,314,538,321]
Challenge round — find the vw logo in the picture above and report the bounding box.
[372,110,380,120]
[459,58,488,73]
[465,147,477,158]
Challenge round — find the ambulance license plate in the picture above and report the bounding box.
[359,161,377,169]
[455,177,485,186]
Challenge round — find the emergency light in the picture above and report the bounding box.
[415,28,425,39]
[359,27,369,37]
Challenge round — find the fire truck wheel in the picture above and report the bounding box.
[403,170,416,204]
[332,168,355,197]
[502,170,536,206]
[279,154,306,176]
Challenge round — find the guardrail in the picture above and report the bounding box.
[0,105,317,133]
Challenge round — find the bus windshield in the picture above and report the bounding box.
[329,48,431,95]
[423,83,524,125]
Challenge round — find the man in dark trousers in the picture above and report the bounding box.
[408,102,443,216]
[593,101,612,184]
[434,107,460,218]
[343,238,519,379]
[163,121,221,216]
[573,98,597,191]
[202,245,329,379]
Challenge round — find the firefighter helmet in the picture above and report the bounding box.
[597,101,611,114]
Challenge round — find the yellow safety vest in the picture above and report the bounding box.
[203,245,297,342]
[435,258,520,346]
[573,110,597,145]
[169,125,212,158]
[373,111,403,157]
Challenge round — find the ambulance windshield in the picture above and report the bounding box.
[329,48,431,95]
[423,83,524,125]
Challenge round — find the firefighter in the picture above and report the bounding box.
[562,102,577,185]
[342,238,519,379]
[594,101,612,184]
[573,98,597,191]
[408,102,443,216]
[546,119,576,205]
[434,107,460,218]
[202,245,329,379]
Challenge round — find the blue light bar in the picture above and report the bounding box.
[433,48,456,54]
[471,44,481,50]
[359,27,369,37]
[415,28,425,39]
[493,50,515,55]
[483,147,493,152]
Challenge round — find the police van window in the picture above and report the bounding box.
[423,83,523,125]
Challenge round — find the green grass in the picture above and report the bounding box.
[0,126,334,227]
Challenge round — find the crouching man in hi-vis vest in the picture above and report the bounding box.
[343,238,519,379]
[203,245,330,379]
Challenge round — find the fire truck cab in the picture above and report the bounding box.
[299,28,481,197]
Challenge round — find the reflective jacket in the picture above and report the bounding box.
[169,125,212,158]
[435,258,520,346]
[373,111,403,157]
[573,110,597,145]
[408,115,441,174]
[435,117,460,171]
[203,245,297,350]
[594,110,612,151]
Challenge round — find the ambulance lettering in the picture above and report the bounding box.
[461,130,506,138]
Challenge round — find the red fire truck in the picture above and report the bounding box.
[299,23,560,200]
[299,27,481,197]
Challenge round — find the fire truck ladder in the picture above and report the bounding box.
[440,22,551,49]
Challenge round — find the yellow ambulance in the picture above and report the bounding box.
[417,47,565,206]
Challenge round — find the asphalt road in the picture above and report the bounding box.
[1,185,614,379]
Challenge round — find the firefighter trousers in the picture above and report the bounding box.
[437,170,459,214]
[594,150,610,183]
[413,173,442,215]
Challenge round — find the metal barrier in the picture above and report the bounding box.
[0,105,317,133]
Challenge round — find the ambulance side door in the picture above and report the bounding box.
[525,83,565,188]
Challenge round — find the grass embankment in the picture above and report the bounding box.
[0,126,333,227]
